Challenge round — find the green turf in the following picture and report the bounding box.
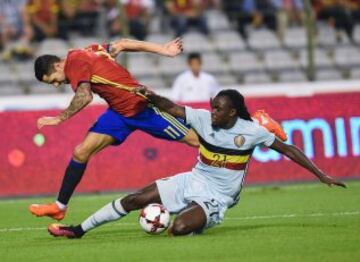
[0,181,359,262]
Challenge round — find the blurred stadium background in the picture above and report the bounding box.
[0,0,359,195]
[2,0,360,94]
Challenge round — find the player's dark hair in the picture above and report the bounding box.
[34,55,61,81]
[217,89,253,121]
[187,52,201,63]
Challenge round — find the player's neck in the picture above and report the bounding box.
[222,118,237,130]
[191,71,200,78]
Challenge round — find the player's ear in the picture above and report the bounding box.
[230,108,237,117]
[53,61,64,71]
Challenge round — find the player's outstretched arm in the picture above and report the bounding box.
[136,87,186,119]
[269,139,346,188]
[37,83,93,129]
[109,38,183,58]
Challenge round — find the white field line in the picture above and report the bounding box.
[0,211,359,233]
[225,211,360,220]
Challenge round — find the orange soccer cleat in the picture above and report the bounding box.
[28,203,67,221]
[252,110,288,142]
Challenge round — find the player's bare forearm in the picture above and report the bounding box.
[109,38,183,58]
[59,83,93,121]
[147,92,186,119]
[269,139,346,187]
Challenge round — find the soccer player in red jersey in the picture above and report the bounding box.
[29,38,287,221]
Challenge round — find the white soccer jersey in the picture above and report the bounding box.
[185,106,276,207]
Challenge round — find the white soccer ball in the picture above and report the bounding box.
[139,203,170,234]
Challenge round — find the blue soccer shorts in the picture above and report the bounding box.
[89,106,190,145]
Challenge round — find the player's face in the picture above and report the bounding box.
[188,58,201,75]
[42,63,67,88]
[210,96,236,128]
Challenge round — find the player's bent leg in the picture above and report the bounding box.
[169,202,207,236]
[29,132,116,221]
[57,132,115,204]
[121,183,162,212]
[48,183,162,239]
[179,128,199,147]
[73,132,116,163]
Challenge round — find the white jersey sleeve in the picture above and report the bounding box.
[251,124,276,147]
[185,106,211,133]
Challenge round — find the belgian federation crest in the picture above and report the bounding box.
[234,135,246,148]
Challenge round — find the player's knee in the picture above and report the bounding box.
[121,193,145,211]
[171,219,191,236]
[73,144,91,162]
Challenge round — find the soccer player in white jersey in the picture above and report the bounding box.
[48,89,346,238]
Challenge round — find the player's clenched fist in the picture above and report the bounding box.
[37,116,62,129]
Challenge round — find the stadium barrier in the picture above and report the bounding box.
[0,90,359,197]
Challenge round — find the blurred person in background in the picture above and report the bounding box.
[58,0,78,40]
[165,0,209,37]
[171,52,219,103]
[0,0,27,49]
[105,0,154,40]
[222,0,244,22]
[58,0,100,39]
[74,0,100,36]
[232,0,278,41]
[274,0,304,42]
[23,0,60,42]
[349,0,360,24]
[0,0,33,60]
[312,0,356,43]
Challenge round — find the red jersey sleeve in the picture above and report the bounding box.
[64,50,93,91]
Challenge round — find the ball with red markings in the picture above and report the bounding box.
[139,203,170,234]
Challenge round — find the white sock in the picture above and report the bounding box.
[55,201,67,210]
[81,198,128,232]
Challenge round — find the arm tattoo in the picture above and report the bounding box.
[59,84,92,121]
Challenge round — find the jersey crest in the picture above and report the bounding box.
[234,135,246,148]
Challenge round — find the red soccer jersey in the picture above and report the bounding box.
[64,48,148,117]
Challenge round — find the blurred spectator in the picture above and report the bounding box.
[279,0,304,24]
[58,0,78,40]
[275,0,304,41]
[0,0,34,61]
[165,0,209,37]
[232,0,278,40]
[75,0,100,36]
[312,0,356,43]
[349,0,360,24]
[0,0,31,51]
[105,0,154,40]
[23,0,59,42]
[222,0,244,22]
[171,52,219,103]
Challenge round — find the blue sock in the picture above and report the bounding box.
[57,159,87,205]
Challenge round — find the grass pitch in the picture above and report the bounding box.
[0,181,359,262]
